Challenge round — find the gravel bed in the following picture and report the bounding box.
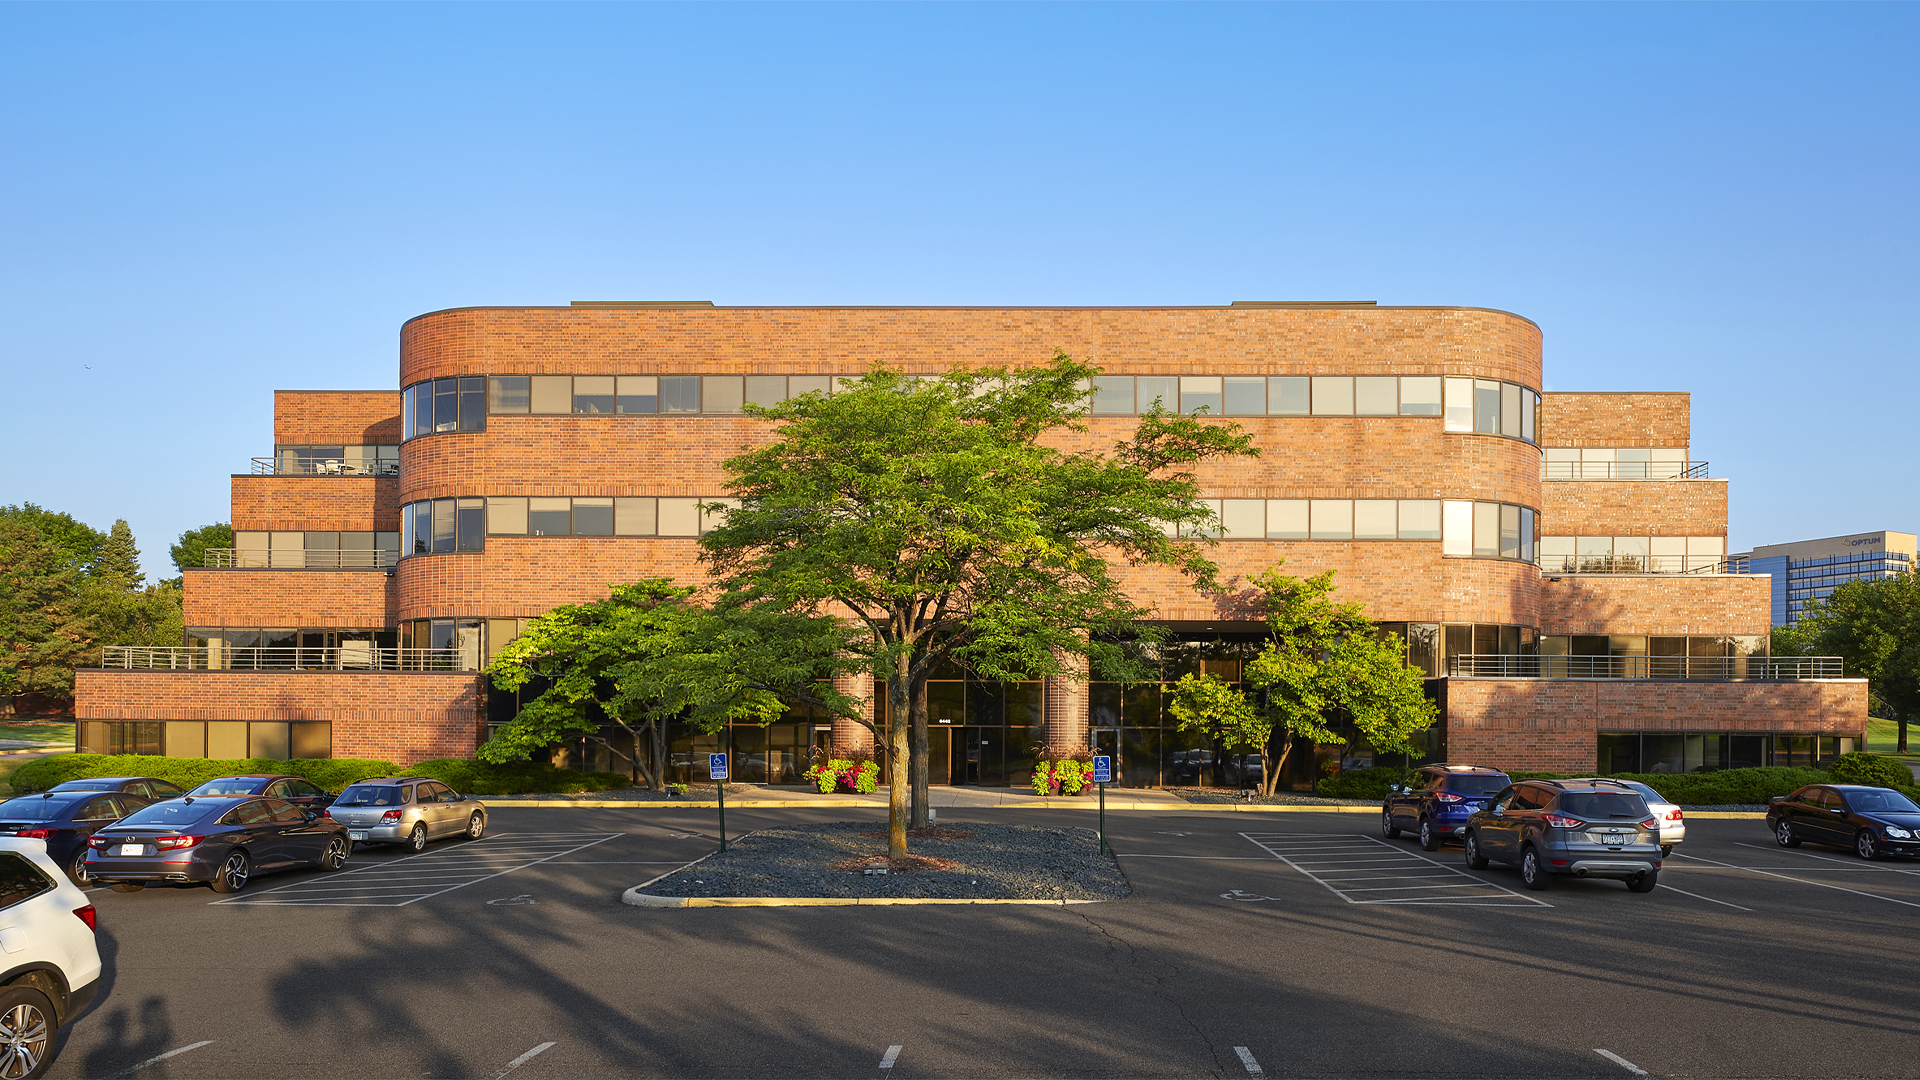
[1680,804,1769,813]
[634,821,1129,900]
[483,783,736,802]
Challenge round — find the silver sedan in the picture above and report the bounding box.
[322,777,487,852]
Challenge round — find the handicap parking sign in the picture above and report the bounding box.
[1091,755,1112,784]
[709,753,729,780]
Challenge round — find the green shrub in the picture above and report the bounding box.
[404,759,632,796]
[1827,752,1916,789]
[9,755,399,796]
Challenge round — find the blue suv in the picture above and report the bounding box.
[1382,764,1512,851]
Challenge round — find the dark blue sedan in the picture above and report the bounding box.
[0,790,152,885]
[48,776,188,801]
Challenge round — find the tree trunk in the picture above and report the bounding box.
[651,719,667,792]
[887,671,911,858]
[1261,737,1291,798]
[1900,712,1908,754]
[909,672,931,828]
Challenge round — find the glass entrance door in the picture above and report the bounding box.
[951,728,987,785]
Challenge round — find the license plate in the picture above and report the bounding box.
[117,844,143,856]
[1604,833,1626,846]
[349,831,368,841]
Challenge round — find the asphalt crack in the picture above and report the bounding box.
[1075,909,1227,1077]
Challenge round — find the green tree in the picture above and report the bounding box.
[1169,563,1438,797]
[0,518,96,700]
[1800,572,1920,753]
[95,519,145,589]
[482,580,862,788]
[0,504,107,574]
[169,523,232,581]
[700,355,1258,856]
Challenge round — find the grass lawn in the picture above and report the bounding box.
[1866,716,1920,760]
[0,723,74,748]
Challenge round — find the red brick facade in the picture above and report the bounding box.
[1444,678,1868,773]
[231,476,402,533]
[1539,392,1690,448]
[1539,575,1771,638]
[1540,479,1728,540]
[183,568,396,628]
[274,390,402,446]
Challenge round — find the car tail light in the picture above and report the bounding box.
[1665,808,1684,821]
[87,836,110,849]
[320,809,332,819]
[1641,819,1660,831]
[1543,813,1584,829]
[1434,792,1464,803]
[72,906,96,932]
[381,810,402,822]
[12,829,52,839]
[154,835,202,850]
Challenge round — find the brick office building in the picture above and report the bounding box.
[76,301,1866,781]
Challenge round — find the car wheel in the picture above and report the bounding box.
[406,824,428,853]
[208,850,251,894]
[0,983,56,1080]
[464,813,485,841]
[1418,818,1440,852]
[1380,809,1400,840]
[1857,830,1880,861]
[319,835,350,872]
[1775,820,1801,848]
[1660,845,1673,857]
[1627,870,1659,893]
[109,882,143,894]
[1464,831,1490,870]
[66,850,89,888]
[1520,845,1552,890]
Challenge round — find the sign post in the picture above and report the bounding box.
[1091,755,1112,854]
[709,752,730,852]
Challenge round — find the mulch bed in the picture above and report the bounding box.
[631,821,1130,901]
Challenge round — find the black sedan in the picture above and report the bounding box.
[0,790,153,885]
[184,774,336,812]
[86,795,352,894]
[48,776,188,801]
[1768,784,1920,860]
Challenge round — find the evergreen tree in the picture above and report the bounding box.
[0,518,96,700]
[95,520,144,589]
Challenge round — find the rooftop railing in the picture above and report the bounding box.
[251,457,399,478]
[202,547,399,569]
[1538,554,1749,576]
[99,645,471,672]
[1448,654,1844,680]
[1541,461,1709,481]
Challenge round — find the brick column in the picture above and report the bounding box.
[1042,646,1089,756]
[830,672,875,757]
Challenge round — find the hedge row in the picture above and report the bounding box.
[8,755,633,797]
[1315,753,1920,806]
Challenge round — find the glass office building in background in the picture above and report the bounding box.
[1730,531,1917,626]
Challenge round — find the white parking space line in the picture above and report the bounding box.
[1594,1048,1649,1075]
[1234,1046,1263,1075]
[211,833,623,907]
[1671,851,1920,909]
[113,1040,213,1076]
[1655,883,1753,911]
[491,1041,556,1079]
[878,1044,903,1069]
[1733,842,1920,878]
[1241,833,1551,907]
[1113,855,1276,860]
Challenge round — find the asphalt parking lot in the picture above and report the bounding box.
[43,804,1920,1079]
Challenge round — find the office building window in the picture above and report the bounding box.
[573,376,616,414]
[1311,376,1354,416]
[1268,377,1310,416]
[1223,377,1266,416]
[1091,376,1134,415]
[273,445,398,477]
[1400,377,1442,417]
[1539,535,1726,573]
[1136,376,1177,413]
[1355,377,1398,416]
[402,377,487,439]
[1179,376,1223,416]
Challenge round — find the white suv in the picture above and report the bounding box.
[0,837,102,1078]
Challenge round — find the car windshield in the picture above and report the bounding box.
[1846,790,1920,814]
[190,779,265,796]
[1444,775,1509,796]
[1557,792,1650,819]
[335,786,408,807]
[116,801,217,827]
[0,796,85,822]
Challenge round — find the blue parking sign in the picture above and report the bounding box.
[1091,755,1112,784]
[709,753,729,780]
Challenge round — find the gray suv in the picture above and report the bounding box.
[1462,779,1662,892]
[323,778,487,852]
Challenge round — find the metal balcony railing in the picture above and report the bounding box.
[251,457,399,478]
[1448,654,1844,680]
[1537,554,1749,576]
[203,547,399,569]
[1541,461,1709,481]
[99,646,472,672]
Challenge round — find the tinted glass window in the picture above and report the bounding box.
[335,786,409,807]
[1845,790,1920,814]
[0,854,55,913]
[192,778,266,796]
[434,379,459,433]
[458,377,487,431]
[659,376,701,414]
[289,779,326,798]
[77,797,121,822]
[1557,792,1649,819]
[118,801,217,827]
[148,780,185,797]
[0,796,86,822]
[222,802,274,826]
[265,799,307,824]
[1511,787,1549,810]
[1442,774,1509,796]
[417,783,449,803]
[489,376,531,414]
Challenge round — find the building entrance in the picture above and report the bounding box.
[1093,727,1120,785]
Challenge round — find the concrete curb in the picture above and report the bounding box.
[1679,811,1767,819]
[496,799,1380,812]
[621,889,1106,908]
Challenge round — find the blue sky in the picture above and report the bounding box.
[1,3,1914,570]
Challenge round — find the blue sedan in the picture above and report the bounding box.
[0,790,152,885]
